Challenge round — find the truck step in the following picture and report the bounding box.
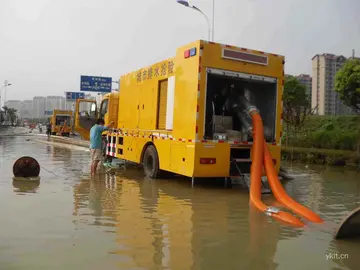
[230,176,272,194]
[230,159,272,194]
[261,188,272,195]
[243,175,272,195]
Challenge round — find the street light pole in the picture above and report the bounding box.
[0,86,3,109]
[176,0,212,41]
[212,0,215,41]
[1,80,12,109]
[192,6,211,41]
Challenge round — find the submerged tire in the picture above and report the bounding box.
[143,145,161,178]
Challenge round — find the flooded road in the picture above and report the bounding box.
[1,135,359,270]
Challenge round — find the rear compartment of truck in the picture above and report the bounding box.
[203,68,278,174]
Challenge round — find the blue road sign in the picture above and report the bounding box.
[80,75,112,93]
[45,110,53,116]
[65,91,85,100]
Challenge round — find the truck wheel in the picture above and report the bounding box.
[143,145,161,178]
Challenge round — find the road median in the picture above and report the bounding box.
[30,134,90,150]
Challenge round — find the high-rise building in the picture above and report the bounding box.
[45,96,65,111]
[20,100,33,119]
[296,74,312,103]
[33,96,46,118]
[4,100,22,116]
[312,53,354,115]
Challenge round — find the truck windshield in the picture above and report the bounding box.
[100,99,109,119]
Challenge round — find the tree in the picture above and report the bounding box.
[8,108,18,126]
[282,76,317,146]
[0,111,4,124]
[283,76,315,126]
[335,59,360,112]
[2,106,8,114]
[1,106,9,125]
[1,106,18,126]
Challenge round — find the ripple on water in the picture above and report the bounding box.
[1,139,360,270]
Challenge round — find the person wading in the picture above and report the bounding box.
[90,119,114,176]
[46,121,52,139]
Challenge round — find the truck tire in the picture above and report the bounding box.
[143,145,161,178]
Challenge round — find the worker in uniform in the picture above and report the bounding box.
[89,119,114,176]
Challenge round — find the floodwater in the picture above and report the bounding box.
[0,134,360,270]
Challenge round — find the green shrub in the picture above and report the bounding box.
[283,115,360,151]
[324,123,335,131]
[281,146,360,166]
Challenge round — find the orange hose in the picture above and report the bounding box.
[249,112,304,227]
[249,113,264,207]
[263,142,323,223]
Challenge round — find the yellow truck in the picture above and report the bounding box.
[75,40,284,180]
[50,109,73,137]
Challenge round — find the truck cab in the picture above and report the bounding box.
[74,92,119,140]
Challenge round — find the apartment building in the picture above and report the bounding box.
[5,100,32,118]
[311,53,353,115]
[33,96,46,118]
[4,100,22,116]
[45,96,65,111]
[4,93,99,119]
[20,100,34,119]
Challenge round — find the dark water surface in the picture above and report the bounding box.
[0,136,359,270]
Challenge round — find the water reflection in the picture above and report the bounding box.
[73,174,120,229]
[49,145,89,180]
[52,146,72,162]
[1,136,360,270]
[12,178,40,193]
[72,168,305,270]
[46,145,51,155]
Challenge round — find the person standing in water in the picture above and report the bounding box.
[90,119,114,176]
[46,121,52,139]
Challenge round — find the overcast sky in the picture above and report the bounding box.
[1,0,359,101]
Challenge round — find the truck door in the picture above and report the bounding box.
[75,99,97,141]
